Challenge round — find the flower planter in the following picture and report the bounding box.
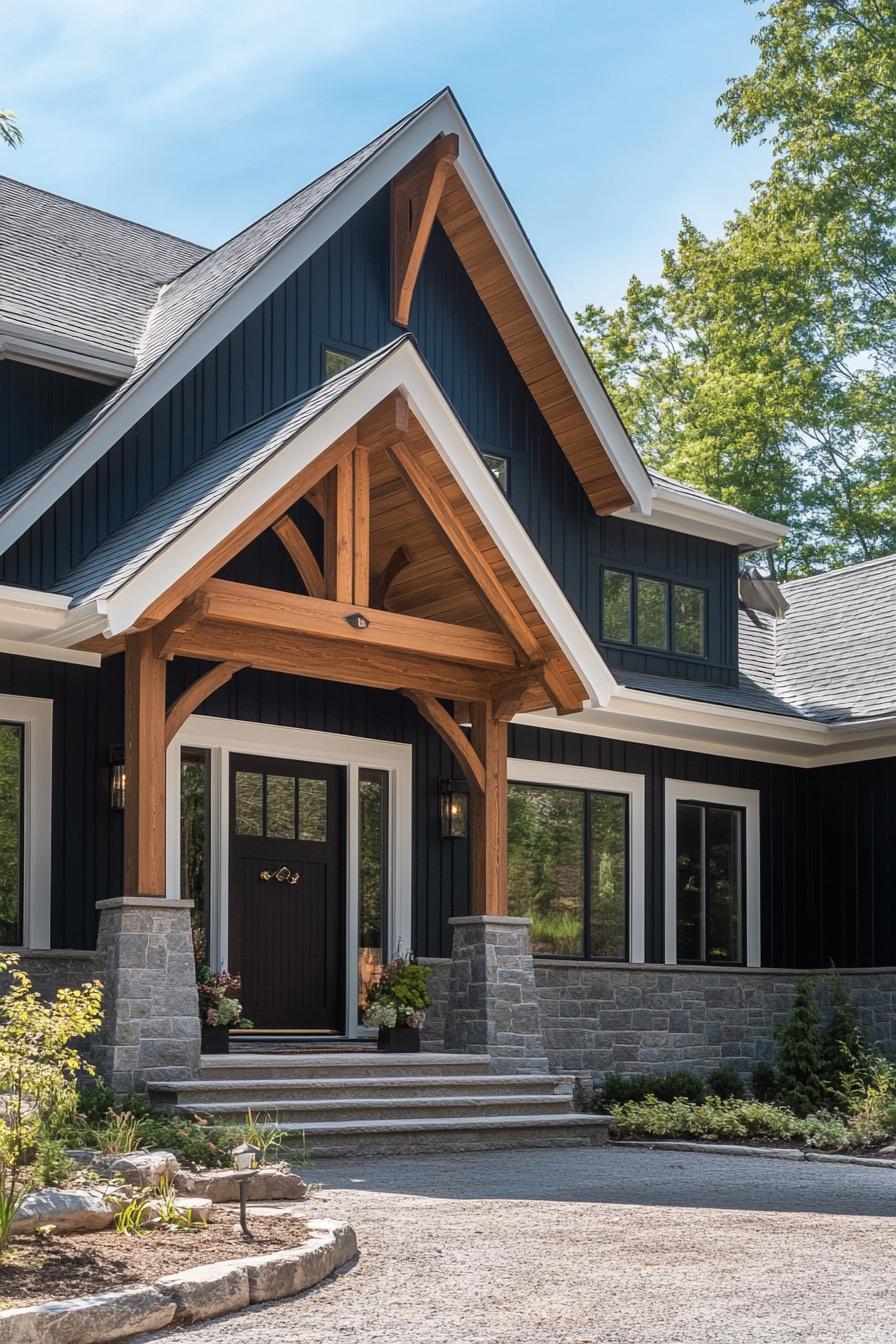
[201,1024,230,1054]
[377,1026,421,1053]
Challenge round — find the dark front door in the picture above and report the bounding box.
[229,754,345,1031]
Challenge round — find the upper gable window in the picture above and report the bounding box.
[601,568,706,658]
[322,345,361,381]
[481,452,509,493]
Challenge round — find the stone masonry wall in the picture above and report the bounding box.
[0,949,99,1000]
[420,956,896,1084]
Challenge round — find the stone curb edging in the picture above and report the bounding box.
[612,1139,896,1169]
[0,1218,357,1344]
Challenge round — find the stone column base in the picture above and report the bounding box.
[444,915,549,1074]
[91,898,201,1093]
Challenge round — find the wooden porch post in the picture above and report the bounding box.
[123,631,167,897]
[469,701,508,917]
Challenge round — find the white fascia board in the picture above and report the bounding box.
[85,342,613,704]
[614,487,790,552]
[515,693,896,768]
[0,637,99,667]
[0,90,646,553]
[0,321,133,385]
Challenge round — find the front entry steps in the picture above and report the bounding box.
[148,1051,612,1158]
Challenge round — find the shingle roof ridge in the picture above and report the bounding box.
[781,551,896,592]
[0,174,209,256]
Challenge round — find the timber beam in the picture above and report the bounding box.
[372,543,412,609]
[272,515,325,599]
[391,133,459,326]
[164,660,246,746]
[123,631,167,897]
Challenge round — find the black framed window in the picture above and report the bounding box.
[481,451,509,493]
[507,782,628,959]
[601,568,706,658]
[675,800,744,964]
[321,342,365,382]
[0,723,23,946]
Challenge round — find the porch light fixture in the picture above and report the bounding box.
[345,612,370,629]
[439,777,469,839]
[109,747,126,811]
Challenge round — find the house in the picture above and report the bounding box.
[1,89,895,1126]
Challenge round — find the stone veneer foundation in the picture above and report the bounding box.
[423,956,896,1085]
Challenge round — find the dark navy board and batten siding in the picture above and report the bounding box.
[0,361,105,483]
[5,646,894,970]
[1,191,737,682]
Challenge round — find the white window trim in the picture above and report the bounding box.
[507,757,645,964]
[0,695,52,950]
[165,716,412,1039]
[664,778,760,967]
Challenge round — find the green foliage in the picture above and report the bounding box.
[95,1109,145,1156]
[153,1174,201,1233]
[610,1096,805,1143]
[0,111,22,151]
[363,954,431,1028]
[0,1174,30,1254]
[242,1109,285,1166]
[599,1070,706,1107]
[775,978,826,1115]
[840,1053,896,1147]
[821,972,869,1100]
[578,0,896,574]
[751,1061,779,1102]
[706,1066,745,1100]
[55,1083,240,1170]
[35,1137,71,1188]
[801,1112,852,1150]
[114,1194,152,1238]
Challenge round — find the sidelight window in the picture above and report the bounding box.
[0,724,24,946]
[180,748,211,934]
[357,768,389,1023]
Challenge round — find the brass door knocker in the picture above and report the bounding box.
[259,866,301,885]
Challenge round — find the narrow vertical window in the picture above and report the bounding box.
[602,570,632,643]
[675,800,744,963]
[508,784,585,957]
[673,584,706,656]
[180,748,210,935]
[589,792,627,959]
[0,724,23,946]
[358,768,389,1023]
[636,577,669,649]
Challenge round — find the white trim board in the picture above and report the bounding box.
[0,695,53,950]
[663,778,760,968]
[165,715,412,1038]
[507,756,646,964]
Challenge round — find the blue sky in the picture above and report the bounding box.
[3,0,769,314]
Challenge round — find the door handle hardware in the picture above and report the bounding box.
[259,866,301,884]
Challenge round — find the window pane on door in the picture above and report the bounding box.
[298,777,327,842]
[589,793,627,958]
[508,784,585,956]
[180,748,210,934]
[235,772,263,836]
[358,768,388,1023]
[0,724,23,946]
[266,774,296,839]
[676,802,703,961]
[706,806,742,962]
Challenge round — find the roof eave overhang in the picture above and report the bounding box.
[43,340,616,705]
[520,685,896,768]
[0,90,650,556]
[0,320,133,386]
[615,485,790,552]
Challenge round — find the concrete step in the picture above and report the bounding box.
[278,1112,613,1159]
[165,1092,579,1125]
[196,1052,495,1082]
[149,1072,570,1108]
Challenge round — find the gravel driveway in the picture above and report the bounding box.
[159,1145,895,1343]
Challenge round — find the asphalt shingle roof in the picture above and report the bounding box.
[0,176,207,362]
[55,339,406,606]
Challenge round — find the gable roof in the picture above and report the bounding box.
[0,175,207,378]
[40,335,616,709]
[0,90,661,560]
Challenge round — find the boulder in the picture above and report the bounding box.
[174,1166,307,1203]
[143,1195,213,1227]
[108,1149,179,1187]
[0,1285,175,1343]
[156,1261,250,1325]
[12,1188,115,1234]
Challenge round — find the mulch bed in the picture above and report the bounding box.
[0,1210,309,1309]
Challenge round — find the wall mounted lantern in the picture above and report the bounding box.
[109,747,126,811]
[439,777,469,839]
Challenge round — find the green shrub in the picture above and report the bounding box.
[751,1061,779,1102]
[610,1096,803,1144]
[841,1054,896,1148]
[775,978,826,1115]
[801,1112,852,1150]
[706,1067,744,1100]
[599,1070,706,1108]
[35,1136,71,1187]
[821,973,869,1101]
